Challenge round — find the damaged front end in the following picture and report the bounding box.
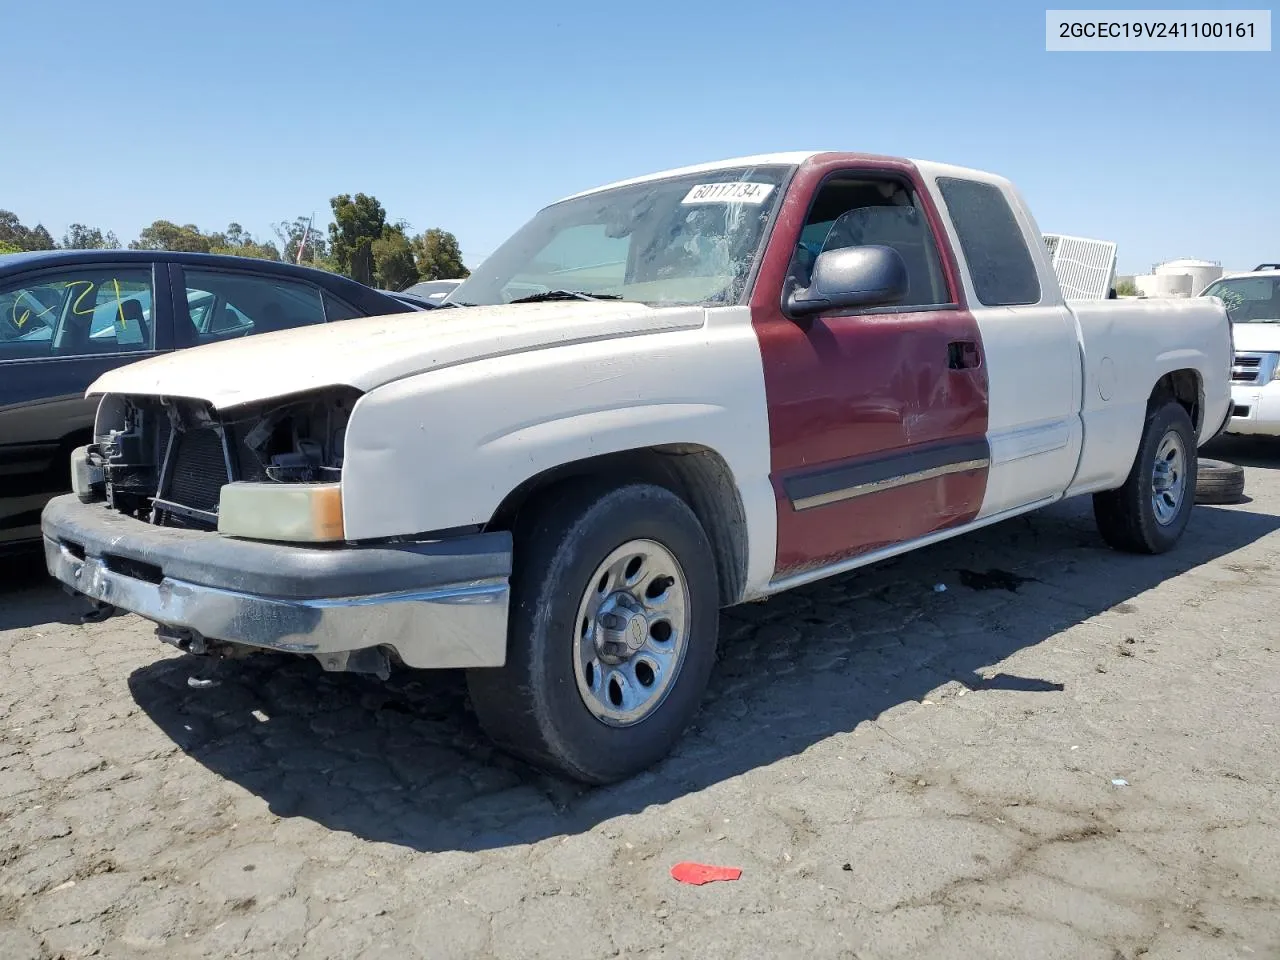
[67,387,390,674]
[80,387,361,534]
[47,385,512,677]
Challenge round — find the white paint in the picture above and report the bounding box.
[85,301,703,409]
[1097,357,1116,401]
[1066,297,1231,496]
[680,182,776,205]
[340,305,780,600]
[914,160,1083,518]
[914,158,1231,514]
[1220,322,1280,436]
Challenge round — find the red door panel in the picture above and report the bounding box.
[749,155,990,580]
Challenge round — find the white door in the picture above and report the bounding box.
[919,169,1083,518]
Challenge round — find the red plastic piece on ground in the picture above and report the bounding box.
[670,862,743,885]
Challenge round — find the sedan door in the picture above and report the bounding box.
[0,261,173,547]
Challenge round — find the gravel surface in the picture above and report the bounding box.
[2,437,1278,959]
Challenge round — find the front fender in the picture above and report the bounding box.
[338,311,778,594]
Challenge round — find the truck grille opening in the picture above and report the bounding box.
[104,554,164,584]
[94,390,359,532]
[1232,354,1263,384]
[167,428,228,513]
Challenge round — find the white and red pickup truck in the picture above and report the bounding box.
[43,152,1232,783]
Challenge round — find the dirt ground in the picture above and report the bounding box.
[2,437,1278,960]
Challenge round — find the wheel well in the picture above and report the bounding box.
[1148,369,1202,433]
[485,446,749,607]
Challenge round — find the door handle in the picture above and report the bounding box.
[948,340,981,370]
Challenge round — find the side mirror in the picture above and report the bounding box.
[786,244,909,319]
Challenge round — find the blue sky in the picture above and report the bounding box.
[3,0,1274,274]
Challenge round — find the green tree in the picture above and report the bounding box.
[61,223,121,249]
[372,223,419,290]
[130,220,210,253]
[0,210,55,251]
[207,222,280,260]
[1114,278,1138,297]
[273,215,331,266]
[328,193,386,285]
[411,228,469,280]
[0,239,21,255]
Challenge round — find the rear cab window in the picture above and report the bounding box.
[0,267,156,361]
[936,178,1041,307]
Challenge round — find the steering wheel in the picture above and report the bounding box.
[3,292,52,340]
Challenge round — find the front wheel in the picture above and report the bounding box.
[466,482,719,784]
[1093,400,1197,554]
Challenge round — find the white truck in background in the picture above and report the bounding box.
[1203,269,1280,436]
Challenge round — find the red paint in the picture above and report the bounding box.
[750,153,990,579]
[670,862,743,885]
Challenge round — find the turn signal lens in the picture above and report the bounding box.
[217,482,344,543]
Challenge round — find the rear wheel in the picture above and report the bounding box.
[466,481,719,784]
[1093,401,1197,554]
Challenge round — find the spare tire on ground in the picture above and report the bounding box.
[1196,458,1246,504]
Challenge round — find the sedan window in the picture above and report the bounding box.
[179,270,327,346]
[0,268,155,361]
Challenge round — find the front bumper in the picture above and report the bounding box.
[41,495,511,670]
[1225,382,1280,437]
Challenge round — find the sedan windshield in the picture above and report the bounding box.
[450,165,791,308]
[1201,276,1280,322]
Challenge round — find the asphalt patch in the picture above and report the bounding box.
[958,568,1037,592]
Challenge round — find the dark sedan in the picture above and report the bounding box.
[0,249,413,551]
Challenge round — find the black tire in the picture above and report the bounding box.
[466,481,719,784]
[1093,401,1197,554]
[1195,458,1246,504]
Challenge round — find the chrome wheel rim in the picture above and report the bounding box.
[572,539,691,727]
[1151,430,1187,526]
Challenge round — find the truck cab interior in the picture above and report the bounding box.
[787,178,951,309]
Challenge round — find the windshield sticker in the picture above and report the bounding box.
[681,182,776,205]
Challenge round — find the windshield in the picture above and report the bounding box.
[1201,276,1280,322]
[450,165,792,308]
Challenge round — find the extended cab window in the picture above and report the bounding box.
[0,268,154,361]
[180,270,327,346]
[936,178,1041,307]
[789,177,951,310]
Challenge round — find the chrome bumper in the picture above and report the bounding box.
[42,495,511,670]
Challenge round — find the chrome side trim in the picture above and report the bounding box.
[792,457,990,511]
[44,537,509,670]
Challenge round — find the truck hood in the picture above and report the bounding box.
[88,300,701,409]
[1231,322,1280,353]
